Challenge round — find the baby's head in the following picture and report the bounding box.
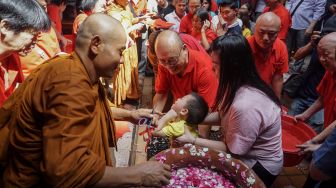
[172,92,209,125]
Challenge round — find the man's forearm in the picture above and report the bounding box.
[303,97,324,120]
[271,74,283,99]
[94,166,141,188]
[153,93,168,113]
[312,120,336,144]
[111,107,133,122]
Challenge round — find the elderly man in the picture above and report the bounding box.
[153,30,218,138]
[179,0,201,34]
[19,0,61,78]
[0,0,51,106]
[165,0,187,32]
[296,32,336,187]
[247,12,288,98]
[0,14,170,187]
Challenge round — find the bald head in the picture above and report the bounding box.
[254,12,281,49]
[318,32,336,72]
[76,13,126,49]
[256,12,281,30]
[155,30,183,54]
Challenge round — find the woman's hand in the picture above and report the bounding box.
[201,20,211,33]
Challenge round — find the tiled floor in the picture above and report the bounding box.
[129,75,310,187]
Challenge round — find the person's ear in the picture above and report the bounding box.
[180,108,189,116]
[0,20,12,37]
[90,35,103,55]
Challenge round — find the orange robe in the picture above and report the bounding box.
[73,12,90,35]
[107,4,140,105]
[19,28,61,78]
[0,53,116,187]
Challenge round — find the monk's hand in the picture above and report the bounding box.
[136,161,171,187]
[131,108,153,123]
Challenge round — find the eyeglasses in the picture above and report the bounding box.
[158,47,184,67]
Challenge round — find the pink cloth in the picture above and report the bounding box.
[220,86,283,175]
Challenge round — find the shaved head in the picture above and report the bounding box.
[254,12,281,49]
[155,30,188,75]
[256,12,281,31]
[155,30,183,55]
[76,13,125,49]
[75,13,127,80]
[318,32,336,72]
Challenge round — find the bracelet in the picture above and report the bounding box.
[192,137,197,145]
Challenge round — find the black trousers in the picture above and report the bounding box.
[252,161,278,187]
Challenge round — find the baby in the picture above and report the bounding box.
[152,92,208,141]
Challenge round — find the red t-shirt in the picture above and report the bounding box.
[317,71,336,128]
[263,4,291,41]
[179,13,193,35]
[247,36,288,85]
[191,29,217,44]
[0,54,24,107]
[47,4,62,34]
[155,49,218,107]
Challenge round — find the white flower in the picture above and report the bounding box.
[247,176,256,186]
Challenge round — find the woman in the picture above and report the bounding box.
[177,34,283,187]
[191,9,217,50]
[73,0,107,35]
[201,0,216,17]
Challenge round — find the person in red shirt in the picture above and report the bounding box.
[179,0,201,34]
[263,0,291,41]
[296,32,336,130]
[191,9,217,50]
[153,30,218,138]
[47,0,70,51]
[0,0,51,107]
[247,12,288,98]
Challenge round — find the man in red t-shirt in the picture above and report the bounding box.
[179,0,201,34]
[154,30,218,138]
[247,12,288,98]
[296,32,336,131]
[263,0,291,41]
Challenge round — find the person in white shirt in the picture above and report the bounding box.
[164,0,187,32]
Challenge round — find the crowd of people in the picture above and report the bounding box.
[0,0,335,187]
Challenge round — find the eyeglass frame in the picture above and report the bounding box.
[157,44,186,67]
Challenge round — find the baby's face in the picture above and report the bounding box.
[171,95,193,114]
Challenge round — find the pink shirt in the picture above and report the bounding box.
[220,86,283,175]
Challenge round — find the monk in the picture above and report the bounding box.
[0,14,170,187]
[19,0,61,78]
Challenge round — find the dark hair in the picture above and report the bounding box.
[0,0,51,34]
[218,0,238,9]
[240,13,251,29]
[185,92,209,125]
[241,3,252,12]
[78,0,98,12]
[211,34,281,113]
[193,9,210,23]
[51,0,67,6]
[201,0,212,11]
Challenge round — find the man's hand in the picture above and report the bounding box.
[130,108,153,122]
[176,126,194,144]
[310,31,321,47]
[297,140,321,155]
[135,161,171,187]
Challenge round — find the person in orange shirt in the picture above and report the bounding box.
[247,12,288,98]
[20,0,61,78]
[263,0,291,41]
[0,0,51,107]
[73,0,107,36]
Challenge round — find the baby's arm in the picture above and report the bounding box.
[156,109,178,130]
